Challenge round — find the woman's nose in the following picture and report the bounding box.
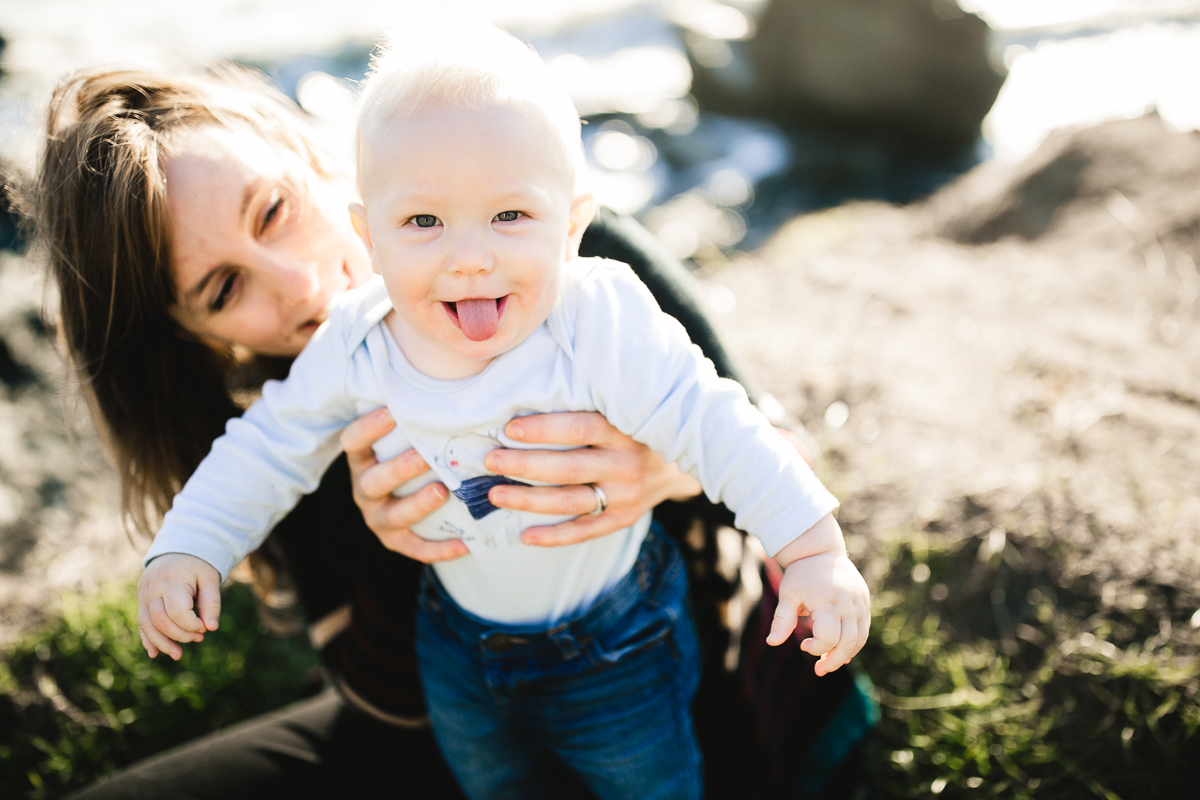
[264,254,321,304]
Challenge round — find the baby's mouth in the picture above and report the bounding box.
[446,297,507,341]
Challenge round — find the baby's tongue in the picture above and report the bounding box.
[456,299,499,341]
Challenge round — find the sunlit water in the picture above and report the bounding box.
[1,0,1198,256]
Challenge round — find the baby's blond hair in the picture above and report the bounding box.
[355,19,584,195]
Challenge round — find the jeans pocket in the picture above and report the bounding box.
[586,603,678,667]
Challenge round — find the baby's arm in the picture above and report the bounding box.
[569,260,865,671]
[138,307,366,657]
[137,553,221,660]
[768,514,870,675]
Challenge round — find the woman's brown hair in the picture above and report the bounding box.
[23,65,331,535]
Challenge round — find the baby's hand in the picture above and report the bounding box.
[137,553,222,660]
[766,515,870,675]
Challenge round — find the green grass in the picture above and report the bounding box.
[0,582,318,799]
[2,524,1198,799]
[863,524,1200,799]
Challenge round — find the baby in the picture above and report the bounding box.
[139,20,870,799]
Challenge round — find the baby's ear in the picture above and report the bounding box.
[566,192,596,258]
[349,202,373,254]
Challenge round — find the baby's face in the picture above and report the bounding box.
[354,104,592,380]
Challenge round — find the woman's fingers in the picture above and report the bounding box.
[343,409,463,560]
[374,527,470,563]
[489,481,621,517]
[364,480,449,532]
[357,449,432,501]
[358,480,463,563]
[341,407,395,464]
[503,411,619,448]
[518,506,643,547]
[486,443,636,487]
[487,410,703,548]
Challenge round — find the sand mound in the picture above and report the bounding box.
[934,113,1200,246]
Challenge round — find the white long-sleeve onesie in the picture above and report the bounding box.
[145,257,838,625]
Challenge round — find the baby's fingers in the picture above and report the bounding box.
[196,576,222,632]
[804,613,859,676]
[162,583,208,635]
[766,592,803,646]
[137,626,160,659]
[801,609,842,658]
[856,612,871,658]
[138,605,182,660]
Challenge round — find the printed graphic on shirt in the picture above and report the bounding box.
[452,475,529,519]
[435,432,529,548]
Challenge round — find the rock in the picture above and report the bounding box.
[932,113,1200,245]
[684,0,1006,150]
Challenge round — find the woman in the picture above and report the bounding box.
[31,59,880,798]
[27,63,776,799]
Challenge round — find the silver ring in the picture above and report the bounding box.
[587,484,608,516]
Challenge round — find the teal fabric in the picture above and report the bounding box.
[794,672,881,799]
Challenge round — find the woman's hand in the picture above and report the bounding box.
[341,408,466,563]
[481,411,703,547]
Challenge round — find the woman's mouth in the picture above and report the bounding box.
[445,297,507,341]
[298,304,330,333]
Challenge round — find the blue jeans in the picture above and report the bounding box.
[415,527,703,800]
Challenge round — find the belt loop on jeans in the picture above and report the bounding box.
[547,622,581,659]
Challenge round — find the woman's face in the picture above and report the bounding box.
[166,125,373,357]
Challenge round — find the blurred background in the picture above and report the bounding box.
[1,1,1199,798]
[1,0,1199,261]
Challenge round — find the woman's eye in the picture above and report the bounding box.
[494,210,521,222]
[259,193,289,235]
[411,214,439,228]
[212,274,236,312]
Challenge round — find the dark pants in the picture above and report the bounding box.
[67,688,464,800]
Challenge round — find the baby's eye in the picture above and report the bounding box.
[410,214,440,228]
[494,210,522,222]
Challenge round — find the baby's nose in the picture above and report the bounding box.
[446,234,495,275]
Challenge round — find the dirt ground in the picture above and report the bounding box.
[709,112,1200,613]
[0,250,132,642]
[1,112,1198,642]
